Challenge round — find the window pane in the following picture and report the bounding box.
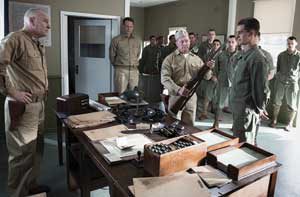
[80,25,105,58]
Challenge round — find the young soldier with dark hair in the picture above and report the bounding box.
[213,35,239,128]
[139,35,159,74]
[189,32,200,55]
[230,17,269,145]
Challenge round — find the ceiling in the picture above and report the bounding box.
[130,0,178,7]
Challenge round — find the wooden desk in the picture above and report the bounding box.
[56,112,280,197]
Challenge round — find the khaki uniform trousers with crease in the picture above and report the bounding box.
[114,66,139,94]
[5,97,45,197]
[168,94,197,126]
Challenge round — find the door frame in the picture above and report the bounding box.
[60,11,120,95]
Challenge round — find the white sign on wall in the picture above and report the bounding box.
[9,1,51,46]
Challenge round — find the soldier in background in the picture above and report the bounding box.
[196,29,217,119]
[198,29,216,62]
[162,34,177,59]
[213,35,239,128]
[109,17,141,94]
[189,32,200,55]
[156,35,165,71]
[269,36,300,131]
[198,39,222,120]
[139,35,159,75]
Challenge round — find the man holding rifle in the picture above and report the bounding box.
[161,29,213,125]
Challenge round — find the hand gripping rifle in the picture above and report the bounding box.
[169,65,210,115]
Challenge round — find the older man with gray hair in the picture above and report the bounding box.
[0,8,50,196]
[161,29,213,125]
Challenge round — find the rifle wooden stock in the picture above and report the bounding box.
[169,65,210,115]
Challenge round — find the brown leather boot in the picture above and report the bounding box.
[269,105,280,128]
[284,111,296,132]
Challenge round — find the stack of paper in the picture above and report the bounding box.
[131,172,211,197]
[193,132,230,146]
[105,96,127,106]
[99,134,153,163]
[67,111,116,129]
[191,165,231,187]
[217,147,266,168]
[84,124,128,141]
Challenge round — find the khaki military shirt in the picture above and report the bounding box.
[215,50,239,87]
[161,49,211,96]
[230,46,268,114]
[0,30,48,96]
[109,34,141,67]
[276,50,300,84]
[139,44,159,74]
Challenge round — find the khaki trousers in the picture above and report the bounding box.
[5,97,45,197]
[168,94,197,126]
[114,66,139,94]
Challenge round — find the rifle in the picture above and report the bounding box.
[169,65,210,115]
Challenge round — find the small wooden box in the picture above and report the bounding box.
[207,142,277,181]
[192,128,239,152]
[144,135,207,176]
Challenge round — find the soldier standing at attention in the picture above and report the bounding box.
[161,29,213,125]
[230,17,269,145]
[109,17,141,93]
[196,29,216,119]
[198,29,216,62]
[198,39,222,120]
[213,35,239,128]
[269,36,300,131]
[156,35,165,70]
[162,34,177,59]
[0,8,50,196]
[139,35,159,75]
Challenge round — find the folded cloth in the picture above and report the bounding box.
[67,111,116,129]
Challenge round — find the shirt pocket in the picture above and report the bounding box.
[190,62,200,77]
[26,49,42,71]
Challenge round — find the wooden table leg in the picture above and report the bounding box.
[268,171,278,197]
[56,116,64,165]
[80,147,90,197]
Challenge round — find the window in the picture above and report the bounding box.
[254,0,296,65]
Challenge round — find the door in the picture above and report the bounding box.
[74,19,112,100]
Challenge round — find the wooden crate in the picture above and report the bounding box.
[207,142,277,181]
[144,135,207,176]
[192,128,239,152]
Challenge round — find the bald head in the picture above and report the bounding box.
[24,8,50,38]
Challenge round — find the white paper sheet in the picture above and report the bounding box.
[193,132,230,146]
[99,134,153,160]
[217,147,266,167]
